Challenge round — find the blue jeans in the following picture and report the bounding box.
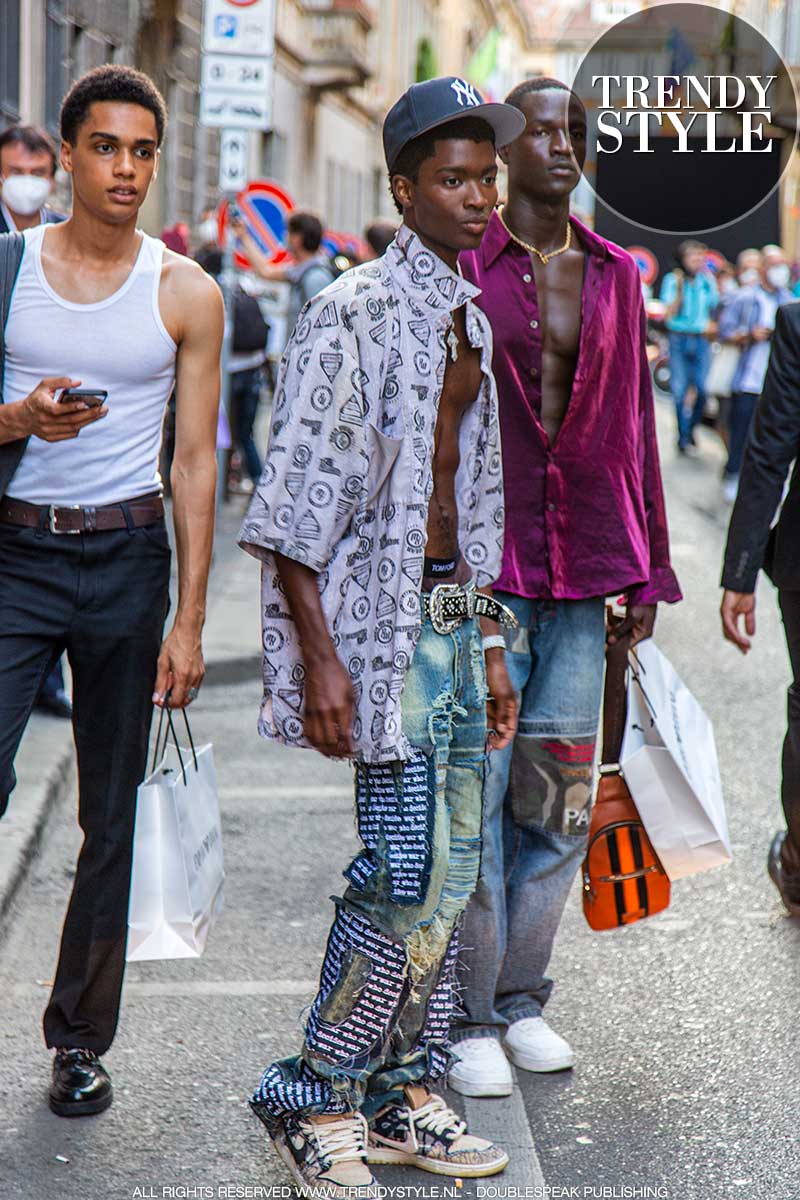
[668,332,711,448]
[725,390,758,479]
[453,596,606,1042]
[230,367,263,483]
[252,610,488,1121]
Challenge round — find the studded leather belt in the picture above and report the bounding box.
[420,582,519,635]
[0,492,165,535]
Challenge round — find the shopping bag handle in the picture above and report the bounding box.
[151,694,199,784]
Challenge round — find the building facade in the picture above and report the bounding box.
[3,0,535,239]
[1,0,221,232]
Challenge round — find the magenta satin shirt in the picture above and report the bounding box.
[460,212,682,606]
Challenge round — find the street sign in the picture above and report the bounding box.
[200,85,272,130]
[202,53,272,94]
[218,179,295,270]
[203,0,275,57]
[218,129,249,193]
[705,249,727,274]
[627,245,659,287]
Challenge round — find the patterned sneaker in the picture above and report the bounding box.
[368,1086,509,1178]
[253,1108,379,1198]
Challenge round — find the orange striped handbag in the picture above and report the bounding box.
[582,628,670,931]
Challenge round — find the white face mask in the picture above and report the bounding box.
[738,267,760,287]
[766,263,790,289]
[198,218,218,245]
[1,173,51,216]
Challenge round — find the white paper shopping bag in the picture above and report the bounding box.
[621,639,731,881]
[127,715,224,962]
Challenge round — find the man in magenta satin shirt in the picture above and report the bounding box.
[448,78,682,1098]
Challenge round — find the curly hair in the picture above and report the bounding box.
[60,65,167,146]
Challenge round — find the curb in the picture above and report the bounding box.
[0,734,74,946]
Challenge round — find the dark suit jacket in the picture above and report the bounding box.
[0,204,65,234]
[722,300,800,592]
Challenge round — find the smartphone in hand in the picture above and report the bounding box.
[58,388,108,408]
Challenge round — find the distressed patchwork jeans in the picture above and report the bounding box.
[454,596,606,1042]
[252,612,488,1121]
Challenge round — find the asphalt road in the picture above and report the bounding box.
[1,407,798,1200]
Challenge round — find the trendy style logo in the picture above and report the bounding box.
[593,74,777,154]
[570,2,798,235]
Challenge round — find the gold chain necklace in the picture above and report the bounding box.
[498,206,571,265]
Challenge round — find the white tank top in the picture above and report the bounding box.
[4,225,177,506]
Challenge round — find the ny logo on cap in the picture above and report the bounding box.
[451,78,480,108]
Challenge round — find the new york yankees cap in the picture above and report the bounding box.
[383,76,526,171]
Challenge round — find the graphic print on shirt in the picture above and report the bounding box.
[239,226,505,763]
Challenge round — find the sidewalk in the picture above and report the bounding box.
[0,494,257,942]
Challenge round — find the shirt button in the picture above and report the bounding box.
[530,319,538,329]
[529,366,538,378]
[523,273,532,283]
[547,502,556,512]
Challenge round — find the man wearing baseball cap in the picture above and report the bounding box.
[240,78,524,1194]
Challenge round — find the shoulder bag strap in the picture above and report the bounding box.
[601,629,633,768]
[0,232,29,497]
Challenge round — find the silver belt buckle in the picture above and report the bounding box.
[428,582,463,635]
[48,504,83,535]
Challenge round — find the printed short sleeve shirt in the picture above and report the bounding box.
[239,224,504,763]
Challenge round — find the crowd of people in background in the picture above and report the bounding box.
[649,236,797,503]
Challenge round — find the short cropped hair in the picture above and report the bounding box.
[0,125,58,176]
[388,116,496,214]
[505,77,584,113]
[60,65,167,146]
[287,211,324,253]
[677,239,707,261]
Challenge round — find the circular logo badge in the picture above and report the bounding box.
[567,2,797,235]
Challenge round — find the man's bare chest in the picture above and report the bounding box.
[533,248,585,361]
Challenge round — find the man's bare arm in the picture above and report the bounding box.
[274,553,355,757]
[153,259,223,708]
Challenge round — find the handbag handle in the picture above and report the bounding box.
[151,695,199,785]
[601,616,633,768]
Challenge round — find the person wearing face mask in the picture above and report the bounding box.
[0,124,64,233]
[660,239,718,453]
[718,244,793,503]
[1,124,72,720]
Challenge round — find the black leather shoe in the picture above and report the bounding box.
[49,1049,113,1117]
[767,831,800,918]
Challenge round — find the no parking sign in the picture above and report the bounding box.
[218,179,295,270]
[626,245,659,287]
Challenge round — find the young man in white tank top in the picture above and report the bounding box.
[0,66,223,1116]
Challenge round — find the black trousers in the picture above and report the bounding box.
[0,517,171,1054]
[779,591,800,870]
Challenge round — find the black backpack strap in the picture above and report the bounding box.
[0,232,28,497]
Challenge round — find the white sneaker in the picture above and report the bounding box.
[504,1017,575,1073]
[447,1037,513,1098]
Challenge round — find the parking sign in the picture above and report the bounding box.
[203,0,275,56]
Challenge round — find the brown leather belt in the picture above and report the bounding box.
[0,493,165,535]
